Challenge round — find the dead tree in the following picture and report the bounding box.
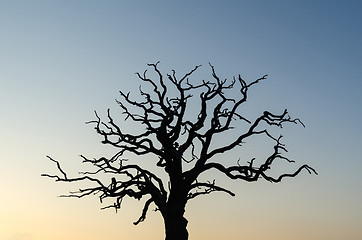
[43,62,317,240]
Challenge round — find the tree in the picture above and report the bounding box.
[43,62,317,240]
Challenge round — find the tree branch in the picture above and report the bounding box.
[187,180,235,200]
[42,154,167,223]
[133,197,154,225]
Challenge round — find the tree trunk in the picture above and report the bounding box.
[164,210,188,240]
[163,191,189,240]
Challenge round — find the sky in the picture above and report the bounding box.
[0,0,361,239]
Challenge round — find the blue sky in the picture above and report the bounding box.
[1,1,361,239]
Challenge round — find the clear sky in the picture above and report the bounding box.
[1,1,361,239]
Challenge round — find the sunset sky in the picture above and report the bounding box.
[1,1,361,239]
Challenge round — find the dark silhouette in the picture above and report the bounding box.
[43,62,317,240]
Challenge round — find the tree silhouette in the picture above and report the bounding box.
[43,62,317,240]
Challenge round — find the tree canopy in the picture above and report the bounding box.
[43,62,317,240]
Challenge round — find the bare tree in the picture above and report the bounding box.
[43,62,317,240]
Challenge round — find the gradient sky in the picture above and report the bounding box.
[1,1,361,239]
